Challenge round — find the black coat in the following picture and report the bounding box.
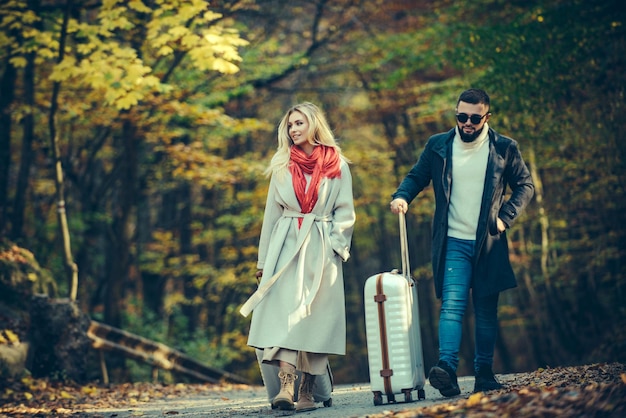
[392,128,534,298]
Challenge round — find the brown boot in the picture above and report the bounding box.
[296,372,316,412]
[272,365,297,410]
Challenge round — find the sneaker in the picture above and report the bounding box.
[473,364,503,393]
[428,361,461,397]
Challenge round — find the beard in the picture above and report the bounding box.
[459,126,484,143]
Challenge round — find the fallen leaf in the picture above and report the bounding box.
[60,390,75,399]
[82,385,99,395]
[2,330,20,344]
[466,392,483,407]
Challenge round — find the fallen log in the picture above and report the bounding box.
[87,320,250,385]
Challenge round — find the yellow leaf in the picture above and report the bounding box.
[621,373,626,384]
[141,75,160,87]
[212,58,240,74]
[114,91,142,110]
[181,33,200,48]
[50,56,79,81]
[128,0,152,13]
[466,392,483,407]
[24,392,33,400]
[102,0,119,8]
[77,43,96,54]
[2,329,20,343]
[9,56,27,68]
[23,10,40,25]
[168,26,190,38]
[202,11,222,22]
[60,390,75,399]
[81,385,99,395]
[157,45,173,56]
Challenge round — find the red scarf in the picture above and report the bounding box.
[289,145,342,227]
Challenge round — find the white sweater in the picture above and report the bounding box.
[448,124,490,240]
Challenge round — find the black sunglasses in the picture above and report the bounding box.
[456,113,489,124]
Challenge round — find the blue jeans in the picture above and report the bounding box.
[438,237,499,373]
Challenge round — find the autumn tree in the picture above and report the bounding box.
[1,0,624,384]
[1,0,253,379]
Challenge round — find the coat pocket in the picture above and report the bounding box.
[488,207,500,236]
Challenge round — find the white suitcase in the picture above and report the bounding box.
[364,212,426,405]
[255,349,333,408]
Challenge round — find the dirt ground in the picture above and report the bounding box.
[1,362,625,417]
[28,375,512,418]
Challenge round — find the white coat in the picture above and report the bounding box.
[245,159,355,355]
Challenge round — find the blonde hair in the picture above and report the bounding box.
[265,102,345,177]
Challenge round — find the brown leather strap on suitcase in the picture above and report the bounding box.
[375,274,393,395]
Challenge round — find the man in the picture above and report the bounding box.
[390,89,534,396]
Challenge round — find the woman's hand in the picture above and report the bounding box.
[389,198,408,214]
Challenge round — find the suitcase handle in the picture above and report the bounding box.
[398,212,413,283]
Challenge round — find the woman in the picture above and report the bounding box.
[240,102,355,411]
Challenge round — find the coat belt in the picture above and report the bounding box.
[239,211,331,317]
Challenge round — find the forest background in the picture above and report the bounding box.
[0,0,624,386]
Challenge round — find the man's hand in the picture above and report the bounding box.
[390,198,408,214]
[497,218,507,233]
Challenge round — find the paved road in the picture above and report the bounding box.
[79,375,512,418]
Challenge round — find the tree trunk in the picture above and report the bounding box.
[48,0,78,300]
[88,321,250,384]
[104,120,138,328]
[527,147,550,281]
[29,295,93,383]
[180,181,199,334]
[102,119,139,382]
[11,34,38,241]
[0,43,17,235]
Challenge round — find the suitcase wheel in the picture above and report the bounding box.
[323,398,332,407]
[402,389,412,403]
[372,391,383,406]
[418,388,426,400]
[387,393,396,403]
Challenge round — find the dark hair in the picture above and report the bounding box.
[457,89,490,107]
